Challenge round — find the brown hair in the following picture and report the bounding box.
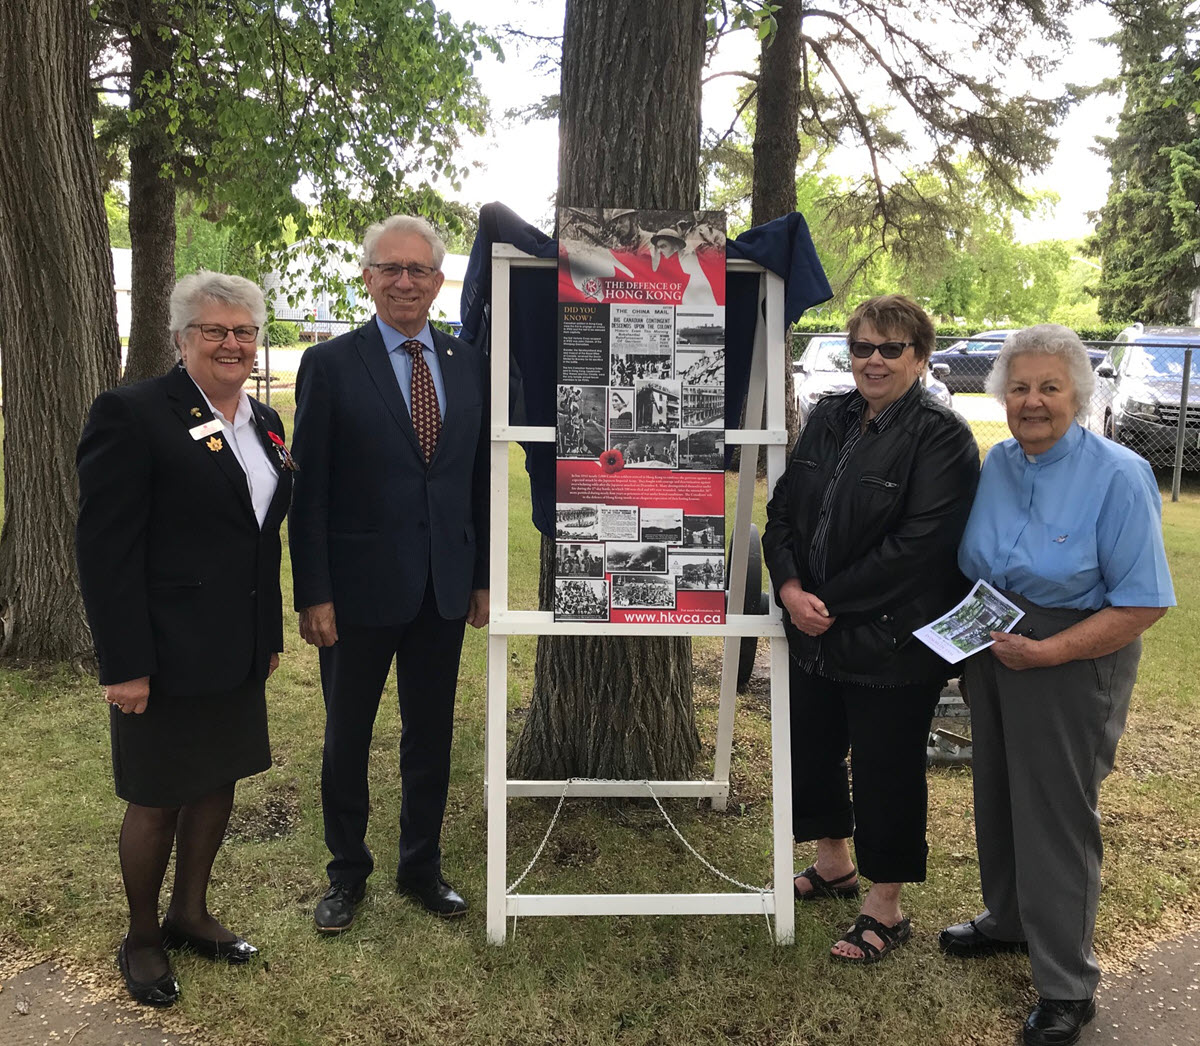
[846,295,936,363]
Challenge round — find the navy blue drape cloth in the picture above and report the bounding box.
[460,202,832,537]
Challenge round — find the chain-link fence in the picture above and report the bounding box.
[250,317,357,412]
[794,330,1200,498]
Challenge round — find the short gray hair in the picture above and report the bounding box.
[169,271,267,344]
[360,215,446,269]
[985,323,1096,420]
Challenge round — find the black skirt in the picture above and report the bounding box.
[110,674,271,807]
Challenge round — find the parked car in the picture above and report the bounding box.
[1087,324,1200,468]
[927,330,1020,394]
[793,334,953,425]
[929,328,1107,394]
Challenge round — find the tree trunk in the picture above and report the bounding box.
[0,0,121,661]
[509,0,706,780]
[122,0,178,382]
[752,0,806,451]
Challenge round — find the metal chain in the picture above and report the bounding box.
[506,782,570,893]
[506,778,770,896]
[643,781,769,894]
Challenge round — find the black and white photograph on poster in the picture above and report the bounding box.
[554,578,610,621]
[675,306,725,348]
[610,433,677,469]
[556,384,608,458]
[558,206,654,251]
[611,351,671,386]
[634,379,681,431]
[677,347,725,387]
[669,550,726,590]
[679,430,724,471]
[612,573,676,609]
[638,212,726,307]
[683,514,724,549]
[598,505,639,541]
[682,386,724,428]
[610,304,673,356]
[556,503,600,540]
[558,302,609,385]
[609,388,634,431]
[605,541,668,574]
[556,542,605,578]
[640,507,683,543]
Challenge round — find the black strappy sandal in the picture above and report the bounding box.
[793,864,860,902]
[830,913,912,965]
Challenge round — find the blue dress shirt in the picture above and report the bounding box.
[958,422,1175,610]
[376,316,447,420]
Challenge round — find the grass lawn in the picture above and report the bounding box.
[0,405,1197,1045]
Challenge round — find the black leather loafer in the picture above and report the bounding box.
[314,880,366,934]
[396,874,467,918]
[939,919,1029,958]
[161,920,258,964]
[1023,997,1096,1046]
[117,937,180,1007]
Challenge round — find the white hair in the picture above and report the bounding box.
[985,324,1096,420]
[360,215,446,268]
[169,271,267,343]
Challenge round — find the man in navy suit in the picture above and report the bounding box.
[289,215,489,932]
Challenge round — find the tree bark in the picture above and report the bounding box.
[0,0,121,660]
[122,0,178,382]
[509,0,706,780]
[752,0,806,451]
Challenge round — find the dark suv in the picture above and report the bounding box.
[1087,324,1200,467]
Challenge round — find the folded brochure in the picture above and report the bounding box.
[912,580,1025,665]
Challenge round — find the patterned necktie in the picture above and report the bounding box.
[403,339,441,464]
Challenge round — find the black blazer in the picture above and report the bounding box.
[288,320,489,626]
[76,366,293,695]
[762,387,980,685]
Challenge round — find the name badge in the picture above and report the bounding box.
[189,418,223,440]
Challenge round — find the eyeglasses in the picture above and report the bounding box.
[187,323,259,344]
[848,339,915,359]
[369,262,437,281]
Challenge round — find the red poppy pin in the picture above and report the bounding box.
[598,448,625,474]
[268,431,299,471]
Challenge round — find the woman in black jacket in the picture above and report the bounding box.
[763,295,979,964]
[77,273,293,1005]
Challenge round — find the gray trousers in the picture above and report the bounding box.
[964,595,1141,1000]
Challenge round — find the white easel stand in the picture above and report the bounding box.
[485,245,792,945]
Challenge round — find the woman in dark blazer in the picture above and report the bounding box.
[763,295,979,964]
[76,272,293,1006]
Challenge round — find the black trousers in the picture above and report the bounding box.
[789,667,941,883]
[318,580,467,887]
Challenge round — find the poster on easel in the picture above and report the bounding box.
[554,207,726,625]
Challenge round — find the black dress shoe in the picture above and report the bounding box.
[1023,997,1096,1046]
[161,919,258,964]
[939,919,1029,958]
[396,874,468,917]
[117,937,180,1007]
[314,880,366,934]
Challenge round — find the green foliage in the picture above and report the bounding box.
[704,0,1076,270]
[1089,1,1200,323]
[92,0,498,316]
[104,188,131,249]
[265,319,299,346]
[174,193,258,280]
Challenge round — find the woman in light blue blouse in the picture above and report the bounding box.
[940,325,1174,1046]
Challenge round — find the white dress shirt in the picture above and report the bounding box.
[189,377,279,528]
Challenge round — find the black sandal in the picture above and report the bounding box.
[793,864,860,902]
[830,913,912,965]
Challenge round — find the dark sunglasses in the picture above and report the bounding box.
[848,339,914,359]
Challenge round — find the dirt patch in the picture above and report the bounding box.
[0,958,206,1046]
[225,781,300,843]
